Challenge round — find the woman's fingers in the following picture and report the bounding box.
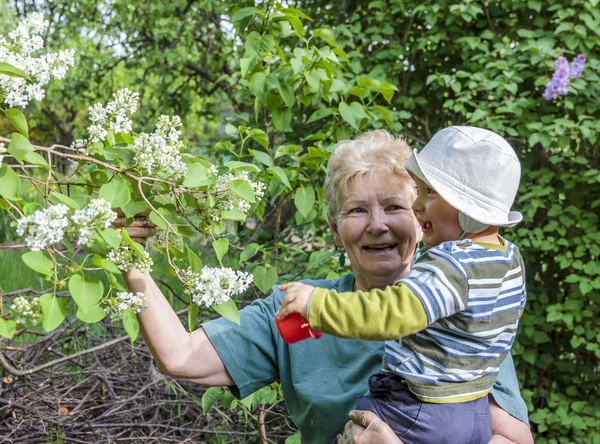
[348,410,380,427]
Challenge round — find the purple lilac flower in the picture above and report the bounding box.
[543,56,570,100]
[570,53,586,78]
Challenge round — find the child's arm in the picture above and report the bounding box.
[278,248,469,340]
[277,281,428,340]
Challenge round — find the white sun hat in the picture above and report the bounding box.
[405,126,522,227]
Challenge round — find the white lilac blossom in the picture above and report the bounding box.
[16,204,69,251]
[209,171,266,222]
[72,89,140,152]
[0,143,6,166]
[570,53,586,79]
[107,245,153,274]
[10,296,43,326]
[103,291,147,322]
[71,198,117,246]
[181,266,253,308]
[132,115,187,180]
[0,13,75,108]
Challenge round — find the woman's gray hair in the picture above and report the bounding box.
[324,129,414,222]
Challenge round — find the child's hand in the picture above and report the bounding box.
[277,282,316,320]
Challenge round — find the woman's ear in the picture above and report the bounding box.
[328,215,343,248]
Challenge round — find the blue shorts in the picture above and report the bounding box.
[355,373,492,444]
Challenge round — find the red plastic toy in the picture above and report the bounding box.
[275,313,322,343]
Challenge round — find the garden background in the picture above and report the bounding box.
[0,0,598,442]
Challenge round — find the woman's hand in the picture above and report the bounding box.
[112,209,156,244]
[336,410,403,444]
[277,282,316,320]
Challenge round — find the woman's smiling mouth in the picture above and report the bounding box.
[362,244,397,252]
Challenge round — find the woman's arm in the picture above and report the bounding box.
[124,269,234,386]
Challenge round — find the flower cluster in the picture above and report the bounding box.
[209,171,266,222]
[543,54,587,100]
[181,266,253,308]
[107,246,153,274]
[72,88,140,152]
[570,53,586,79]
[16,204,69,251]
[0,13,75,108]
[9,296,43,327]
[0,143,6,167]
[103,291,147,322]
[71,198,117,246]
[132,115,187,180]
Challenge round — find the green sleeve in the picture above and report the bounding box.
[308,284,428,340]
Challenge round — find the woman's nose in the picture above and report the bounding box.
[366,209,389,234]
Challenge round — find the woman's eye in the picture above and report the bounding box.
[348,208,365,213]
[426,187,437,194]
[386,205,402,211]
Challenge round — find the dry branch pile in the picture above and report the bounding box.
[0,320,295,443]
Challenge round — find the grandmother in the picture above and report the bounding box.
[123,130,533,443]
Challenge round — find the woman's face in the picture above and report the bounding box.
[330,173,420,290]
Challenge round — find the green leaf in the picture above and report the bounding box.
[294,185,315,218]
[23,202,42,216]
[99,178,131,208]
[231,6,257,23]
[222,208,247,222]
[121,228,145,256]
[224,161,260,172]
[183,246,202,275]
[7,132,33,163]
[267,166,291,189]
[0,319,17,339]
[284,433,302,444]
[230,179,256,203]
[212,238,229,264]
[0,164,21,200]
[50,191,81,210]
[122,308,140,344]
[240,243,260,262]
[249,71,266,100]
[92,255,121,274]
[338,102,358,130]
[252,265,278,294]
[213,298,240,324]
[247,128,269,149]
[188,303,199,331]
[22,251,54,276]
[68,274,104,311]
[277,81,295,108]
[0,62,29,79]
[39,294,67,332]
[183,162,213,188]
[313,28,338,47]
[4,108,28,137]
[23,151,49,169]
[100,228,122,249]
[250,149,273,167]
[307,107,333,124]
[202,387,223,415]
[77,305,106,323]
[272,106,292,131]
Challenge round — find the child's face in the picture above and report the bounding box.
[412,176,463,246]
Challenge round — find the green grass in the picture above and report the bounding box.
[0,248,48,292]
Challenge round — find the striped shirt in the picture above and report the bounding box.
[308,237,526,403]
[385,238,526,402]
